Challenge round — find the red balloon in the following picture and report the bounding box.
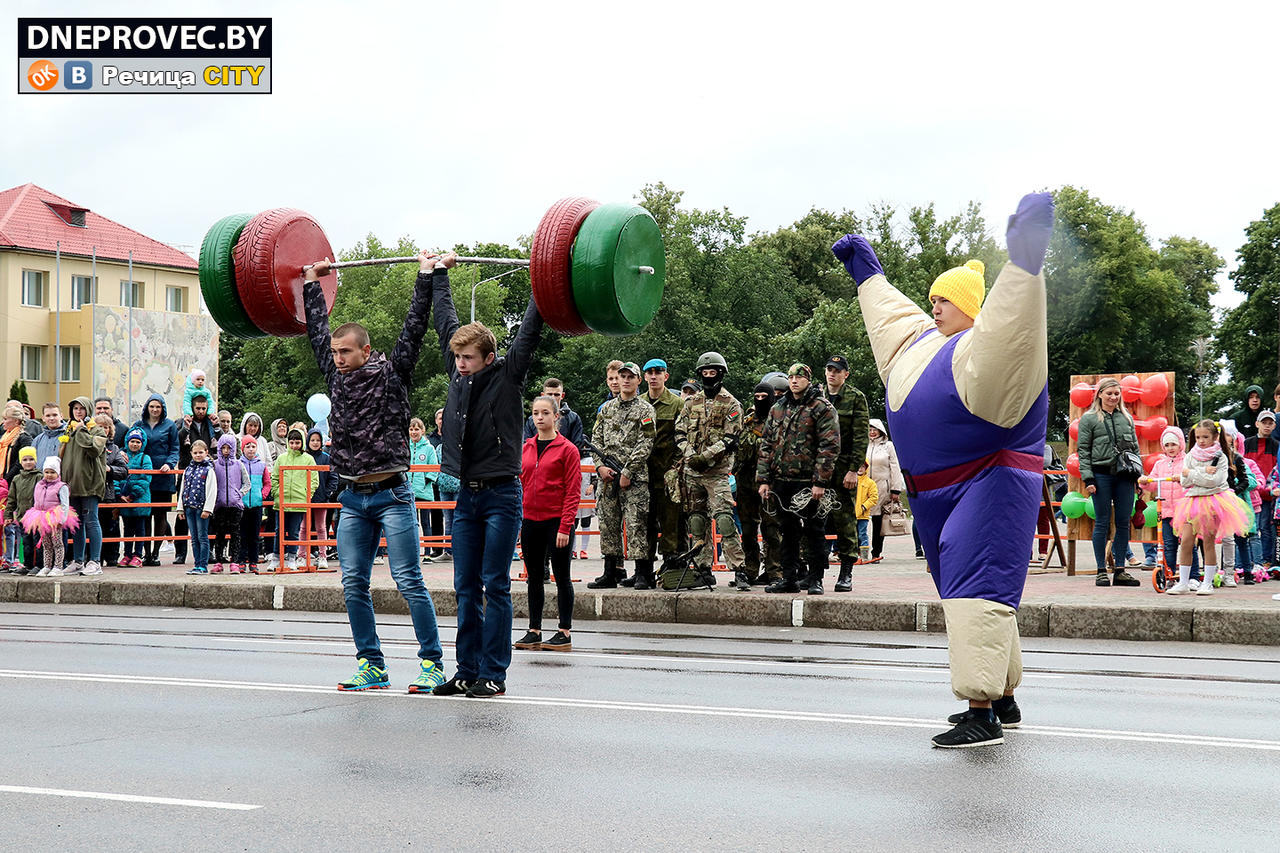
[1120,374,1142,403]
[1069,418,1080,442]
[1140,373,1169,407]
[1136,415,1169,442]
[1066,453,1080,478]
[1070,382,1096,409]
[1144,452,1162,474]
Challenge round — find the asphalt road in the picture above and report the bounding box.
[2,604,1278,852]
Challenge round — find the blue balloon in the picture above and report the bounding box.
[306,393,331,422]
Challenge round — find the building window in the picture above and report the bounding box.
[59,346,81,382]
[165,286,186,313]
[120,280,144,308]
[71,275,97,309]
[21,270,46,307]
[20,345,45,381]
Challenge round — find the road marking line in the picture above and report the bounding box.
[0,668,1271,751]
[0,784,260,810]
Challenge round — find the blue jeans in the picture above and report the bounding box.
[184,508,210,568]
[4,522,18,562]
[69,495,102,563]
[1161,517,1200,582]
[439,489,457,553]
[1091,472,1134,571]
[337,481,442,669]
[282,511,304,558]
[857,518,870,550]
[1259,502,1275,564]
[452,480,522,682]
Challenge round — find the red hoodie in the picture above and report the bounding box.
[520,433,582,534]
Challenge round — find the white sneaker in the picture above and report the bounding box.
[1223,574,1238,588]
[1165,582,1191,595]
[1196,582,1215,595]
[82,561,102,576]
[373,555,386,565]
[264,554,279,569]
[36,566,52,577]
[48,566,68,577]
[64,561,82,575]
[1189,579,1201,590]
[284,556,298,571]
[159,540,174,554]
[1272,593,1280,601]
[316,557,328,569]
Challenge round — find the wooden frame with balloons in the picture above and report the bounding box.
[1062,372,1176,572]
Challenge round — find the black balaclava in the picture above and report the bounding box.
[753,383,773,419]
[701,368,725,398]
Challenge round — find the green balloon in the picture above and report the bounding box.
[1084,496,1096,520]
[1143,502,1160,528]
[1061,491,1087,519]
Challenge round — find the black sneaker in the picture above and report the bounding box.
[173,557,185,566]
[1095,570,1111,587]
[587,574,618,589]
[142,556,161,567]
[513,630,542,650]
[948,698,1021,729]
[764,579,800,594]
[432,676,472,696]
[931,714,1003,748]
[466,679,506,698]
[541,631,572,652]
[1112,570,1141,587]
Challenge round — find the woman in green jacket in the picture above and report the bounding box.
[1077,378,1141,587]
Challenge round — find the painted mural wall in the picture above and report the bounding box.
[92,305,220,422]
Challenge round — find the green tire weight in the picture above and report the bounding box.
[570,204,665,336]
[198,213,265,338]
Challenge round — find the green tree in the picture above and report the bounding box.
[1218,203,1280,393]
[7,380,29,404]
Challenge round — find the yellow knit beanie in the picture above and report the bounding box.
[928,260,986,319]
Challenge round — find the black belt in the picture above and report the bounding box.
[350,473,405,494]
[464,474,517,492]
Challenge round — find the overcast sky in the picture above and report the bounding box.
[4,1,1276,311]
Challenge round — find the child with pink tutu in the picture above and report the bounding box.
[21,457,80,577]
[1170,420,1253,595]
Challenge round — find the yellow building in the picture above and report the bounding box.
[0,183,219,422]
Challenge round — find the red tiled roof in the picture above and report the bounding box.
[0,183,197,269]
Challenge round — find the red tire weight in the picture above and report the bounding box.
[232,208,338,337]
[530,196,599,336]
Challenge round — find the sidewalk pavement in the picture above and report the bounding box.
[3,533,1279,646]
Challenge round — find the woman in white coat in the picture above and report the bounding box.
[866,418,905,561]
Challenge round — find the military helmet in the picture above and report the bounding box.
[696,351,728,372]
[762,371,789,395]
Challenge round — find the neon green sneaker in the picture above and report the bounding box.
[407,660,446,694]
[337,658,389,691]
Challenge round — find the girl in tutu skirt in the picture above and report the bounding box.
[20,457,80,577]
[1170,421,1252,595]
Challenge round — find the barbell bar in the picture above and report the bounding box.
[201,197,665,340]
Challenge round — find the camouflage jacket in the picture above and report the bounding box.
[591,395,657,483]
[823,382,870,478]
[756,385,839,485]
[645,387,684,478]
[674,388,743,475]
[734,409,767,482]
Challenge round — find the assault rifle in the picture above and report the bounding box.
[581,438,626,480]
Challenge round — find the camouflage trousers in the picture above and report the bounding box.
[827,481,859,561]
[736,479,782,580]
[683,470,744,572]
[597,479,650,559]
[647,480,683,559]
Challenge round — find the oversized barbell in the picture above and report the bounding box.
[197,197,665,339]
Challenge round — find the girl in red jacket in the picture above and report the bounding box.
[514,396,582,652]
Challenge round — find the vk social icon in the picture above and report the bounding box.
[63,61,93,90]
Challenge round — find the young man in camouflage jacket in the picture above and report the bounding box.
[588,362,657,588]
[822,355,871,591]
[756,364,840,595]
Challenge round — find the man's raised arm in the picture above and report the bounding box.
[303,260,337,385]
[431,252,462,373]
[391,251,445,378]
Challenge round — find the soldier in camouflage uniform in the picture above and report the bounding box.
[736,380,784,587]
[674,352,746,588]
[620,357,685,589]
[588,362,657,589]
[756,363,840,595]
[822,355,871,592]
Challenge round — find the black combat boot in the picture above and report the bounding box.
[634,559,656,590]
[834,559,853,592]
[588,556,619,589]
[765,569,801,594]
[805,569,824,595]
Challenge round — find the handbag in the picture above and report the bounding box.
[880,500,909,536]
[1104,415,1142,480]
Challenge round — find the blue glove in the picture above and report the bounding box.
[1006,192,1054,275]
[831,235,885,285]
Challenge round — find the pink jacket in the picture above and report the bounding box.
[1244,457,1265,512]
[1142,427,1187,519]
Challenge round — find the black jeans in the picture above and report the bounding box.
[99,506,120,566]
[773,481,827,584]
[211,506,243,564]
[1091,471,1135,570]
[148,489,173,560]
[521,518,573,631]
[239,506,263,565]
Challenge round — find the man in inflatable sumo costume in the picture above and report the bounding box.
[832,192,1054,748]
